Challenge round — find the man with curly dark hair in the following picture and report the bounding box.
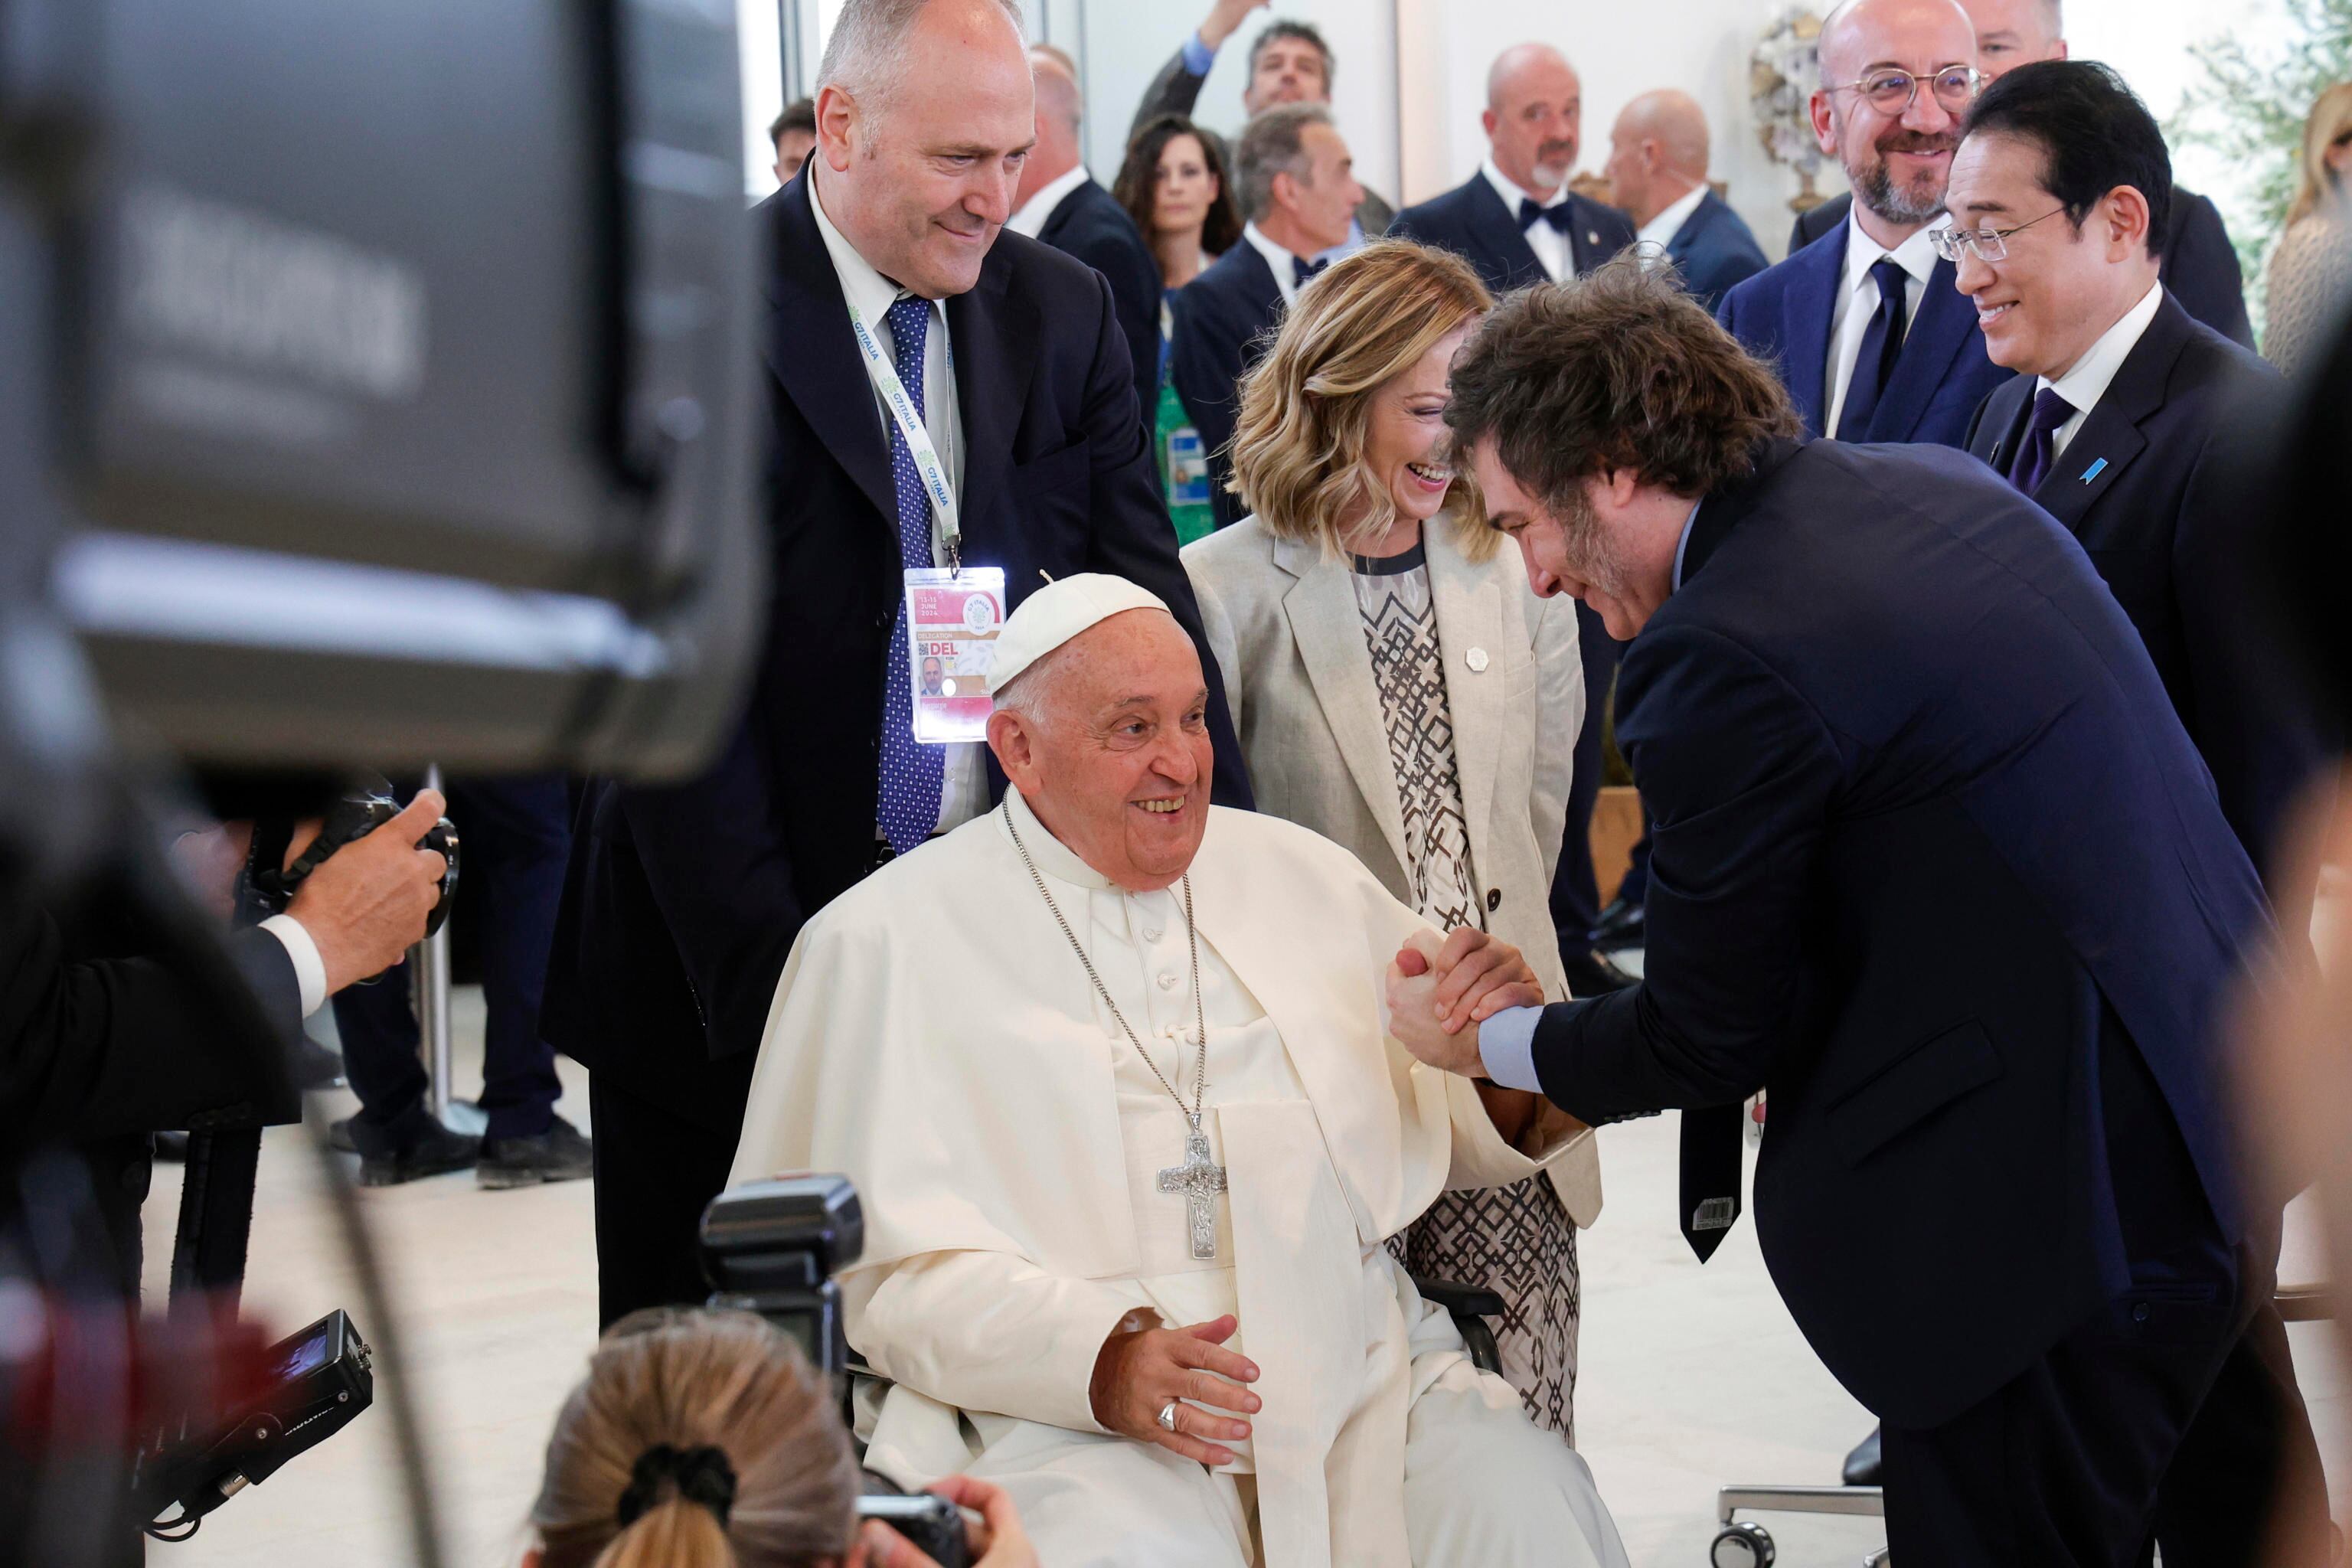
[1400,260,2288,1558]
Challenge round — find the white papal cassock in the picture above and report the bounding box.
[730,787,1628,1568]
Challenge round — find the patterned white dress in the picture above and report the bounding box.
[1354,542,1581,1442]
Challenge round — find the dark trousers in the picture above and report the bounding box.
[335,773,570,1147]
[1550,601,1624,955]
[589,1067,748,1329]
[2148,1298,2334,1566]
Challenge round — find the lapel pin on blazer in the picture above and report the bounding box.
[2080,457,2108,484]
[1586,230,1600,247]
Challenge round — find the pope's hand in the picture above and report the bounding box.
[1089,1312,1260,1468]
[1385,927,1540,1076]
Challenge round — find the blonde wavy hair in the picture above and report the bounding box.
[1228,238,1498,560]
[2289,82,2352,228]
[530,1308,861,1568]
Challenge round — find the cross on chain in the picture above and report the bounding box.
[1156,1125,1227,1261]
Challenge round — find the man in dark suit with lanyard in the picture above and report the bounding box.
[1788,0,2254,348]
[1390,40,1640,998]
[1951,63,2331,1557]
[1399,262,2298,1561]
[544,0,1250,1329]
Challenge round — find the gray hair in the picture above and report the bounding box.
[818,0,1025,113]
[1233,102,1334,223]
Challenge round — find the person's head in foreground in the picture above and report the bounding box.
[1811,0,1982,236]
[528,1308,1025,1568]
[1944,60,2170,381]
[985,577,1209,891]
[2290,81,2352,227]
[1443,262,1801,642]
[528,1308,859,1568]
[811,0,1034,300]
[1230,239,1497,557]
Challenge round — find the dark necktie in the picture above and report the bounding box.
[1834,257,1912,440]
[1292,255,1329,291]
[2007,385,2077,497]
[1517,197,1573,233]
[877,295,946,855]
[1678,1102,1747,1262]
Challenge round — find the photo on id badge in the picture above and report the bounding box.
[903,566,1007,744]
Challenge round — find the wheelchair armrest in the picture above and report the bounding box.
[1413,1275,1506,1321]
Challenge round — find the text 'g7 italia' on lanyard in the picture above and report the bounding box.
[844,295,964,575]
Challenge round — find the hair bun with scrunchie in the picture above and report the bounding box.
[616,1442,738,1530]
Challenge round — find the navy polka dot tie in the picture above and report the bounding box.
[877,294,945,855]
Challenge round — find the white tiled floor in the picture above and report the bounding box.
[143,988,2348,1567]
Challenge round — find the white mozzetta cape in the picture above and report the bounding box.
[730,792,1585,1567]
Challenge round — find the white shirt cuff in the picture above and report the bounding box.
[1477,1004,1546,1093]
[258,914,328,1018]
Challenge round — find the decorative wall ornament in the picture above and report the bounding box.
[1751,8,1831,214]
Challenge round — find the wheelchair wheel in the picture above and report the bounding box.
[1710,1521,1775,1567]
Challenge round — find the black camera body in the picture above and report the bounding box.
[700,1175,970,1568]
[247,783,460,948]
[132,1309,374,1537]
[699,1172,861,1385]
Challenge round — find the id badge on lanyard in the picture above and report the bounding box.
[848,296,1005,743]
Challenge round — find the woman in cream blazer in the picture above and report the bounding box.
[1182,240,1598,1442]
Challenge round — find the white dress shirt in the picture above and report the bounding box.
[1481,158,1572,283]
[1243,220,1308,309]
[1822,207,1950,439]
[2042,279,2164,465]
[257,915,327,1018]
[1006,163,1092,240]
[1635,181,1710,260]
[808,167,986,835]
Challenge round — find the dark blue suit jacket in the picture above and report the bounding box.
[1169,240,1284,531]
[544,174,1250,1127]
[1035,177,1163,444]
[1389,174,1635,298]
[1717,224,2010,447]
[1790,187,2256,349]
[1523,438,2269,1426]
[1660,189,1768,315]
[1965,291,2323,882]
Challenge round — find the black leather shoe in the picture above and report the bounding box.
[1842,1423,1883,1485]
[1591,894,1646,952]
[478,1115,593,1190]
[1560,948,1638,995]
[358,1119,480,1187]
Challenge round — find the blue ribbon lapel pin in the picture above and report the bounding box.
[2079,456,2108,485]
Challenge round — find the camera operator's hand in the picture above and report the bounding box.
[848,1476,1040,1568]
[1089,1311,1259,1468]
[283,789,449,995]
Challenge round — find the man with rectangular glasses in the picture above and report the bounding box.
[1716,0,2011,449]
[1789,0,2256,348]
[1951,64,2333,1560]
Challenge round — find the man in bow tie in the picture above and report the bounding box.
[1390,42,1642,1003]
[1171,102,1364,531]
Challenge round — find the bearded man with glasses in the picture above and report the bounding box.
[1716,0,2011,449]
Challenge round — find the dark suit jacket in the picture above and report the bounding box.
[1661,188,1769,315]
[1717,222,2008,446]
[1965,291,2321,879]
[1389,174,1637,297]
[1789,187,2255,348]
[2,888,302,1295]
[1130,44,1396,237]
[1035,176,1163,443]
[543,174,1251,1130]
[1169,240,1284,531]
[1521,438,2268,1426]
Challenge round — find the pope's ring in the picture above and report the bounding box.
[1158,1400,1179,1431]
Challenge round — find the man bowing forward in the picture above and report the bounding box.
[544,0,1247,1331]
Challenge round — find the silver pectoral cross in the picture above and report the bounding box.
[1156,1124,1227,1261]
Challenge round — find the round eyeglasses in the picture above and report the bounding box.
[1929,207,2068,264]
[1825,64,1981,116]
